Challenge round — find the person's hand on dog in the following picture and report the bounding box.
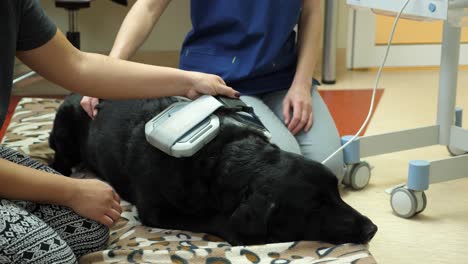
[66,178,122,227]
[186,72,240,100]
[81,96,100,119]
[80,72,239,119]
[282,82,313,135]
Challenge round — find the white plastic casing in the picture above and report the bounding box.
[347,0,449,20]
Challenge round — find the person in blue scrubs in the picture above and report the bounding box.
[81,0,345,181]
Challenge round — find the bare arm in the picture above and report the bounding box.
[16,30,238,100]
[294,0,322,89]
[282,0,322,134]
[110,0,171,60]
[80,0,172,117]
[0,159,74,204]
[0,158,121,226]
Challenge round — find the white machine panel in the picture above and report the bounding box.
[347,0,449,20]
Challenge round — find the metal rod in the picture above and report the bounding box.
[69,10,78,32]
[429,155,468,184]
[12,71,37,85]
[322,0,338,84]
[359,126,439,158]
[436,21,461,145]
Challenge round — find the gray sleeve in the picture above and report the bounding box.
[16,0,57,51]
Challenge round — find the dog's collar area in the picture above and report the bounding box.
[145,95,269,158]
[220,111,271,140]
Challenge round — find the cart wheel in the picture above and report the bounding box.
[391,188,426,218]
[343,161,371,190]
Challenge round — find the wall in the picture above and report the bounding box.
[337,1,349,50]
[40,0,192,53]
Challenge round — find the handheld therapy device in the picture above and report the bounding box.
[145,95,270,158]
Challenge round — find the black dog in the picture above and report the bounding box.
[49,94,377,246]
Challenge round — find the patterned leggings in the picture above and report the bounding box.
[0,146,109,264]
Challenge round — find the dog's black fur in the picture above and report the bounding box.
[49,94,377,246]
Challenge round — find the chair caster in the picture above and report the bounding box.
[390,187,427,218]
[343,161,371,190]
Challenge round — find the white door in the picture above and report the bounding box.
[347,8,468,69]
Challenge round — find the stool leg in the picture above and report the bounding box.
[67,10,80,49]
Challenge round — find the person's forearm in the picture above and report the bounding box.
[0,159,74,205]
[17,31,195,100]
[293,0,322,88]
[110,0,171,60]
[75,51,193,99]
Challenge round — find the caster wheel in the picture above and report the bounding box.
[391,188,427,218]
[415,191,427,215]
[447,145,467,156]
[343,161,371,190]
[391,188,416,218]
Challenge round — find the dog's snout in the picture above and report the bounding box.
[362,223,378,243]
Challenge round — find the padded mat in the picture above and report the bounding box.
[2,98,377,264]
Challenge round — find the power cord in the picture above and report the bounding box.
[322,0,412,164]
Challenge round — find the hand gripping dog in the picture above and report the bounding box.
[145,95,270,157]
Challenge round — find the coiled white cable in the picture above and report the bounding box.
[322,0,412,164]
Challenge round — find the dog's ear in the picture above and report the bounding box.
[228,191,276,242]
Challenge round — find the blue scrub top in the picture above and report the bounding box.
[179,0,312,95]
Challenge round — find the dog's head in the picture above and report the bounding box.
[49,94,90,175]
[226,153,377,246]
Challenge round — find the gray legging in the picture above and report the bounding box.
[241,87,345,182]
